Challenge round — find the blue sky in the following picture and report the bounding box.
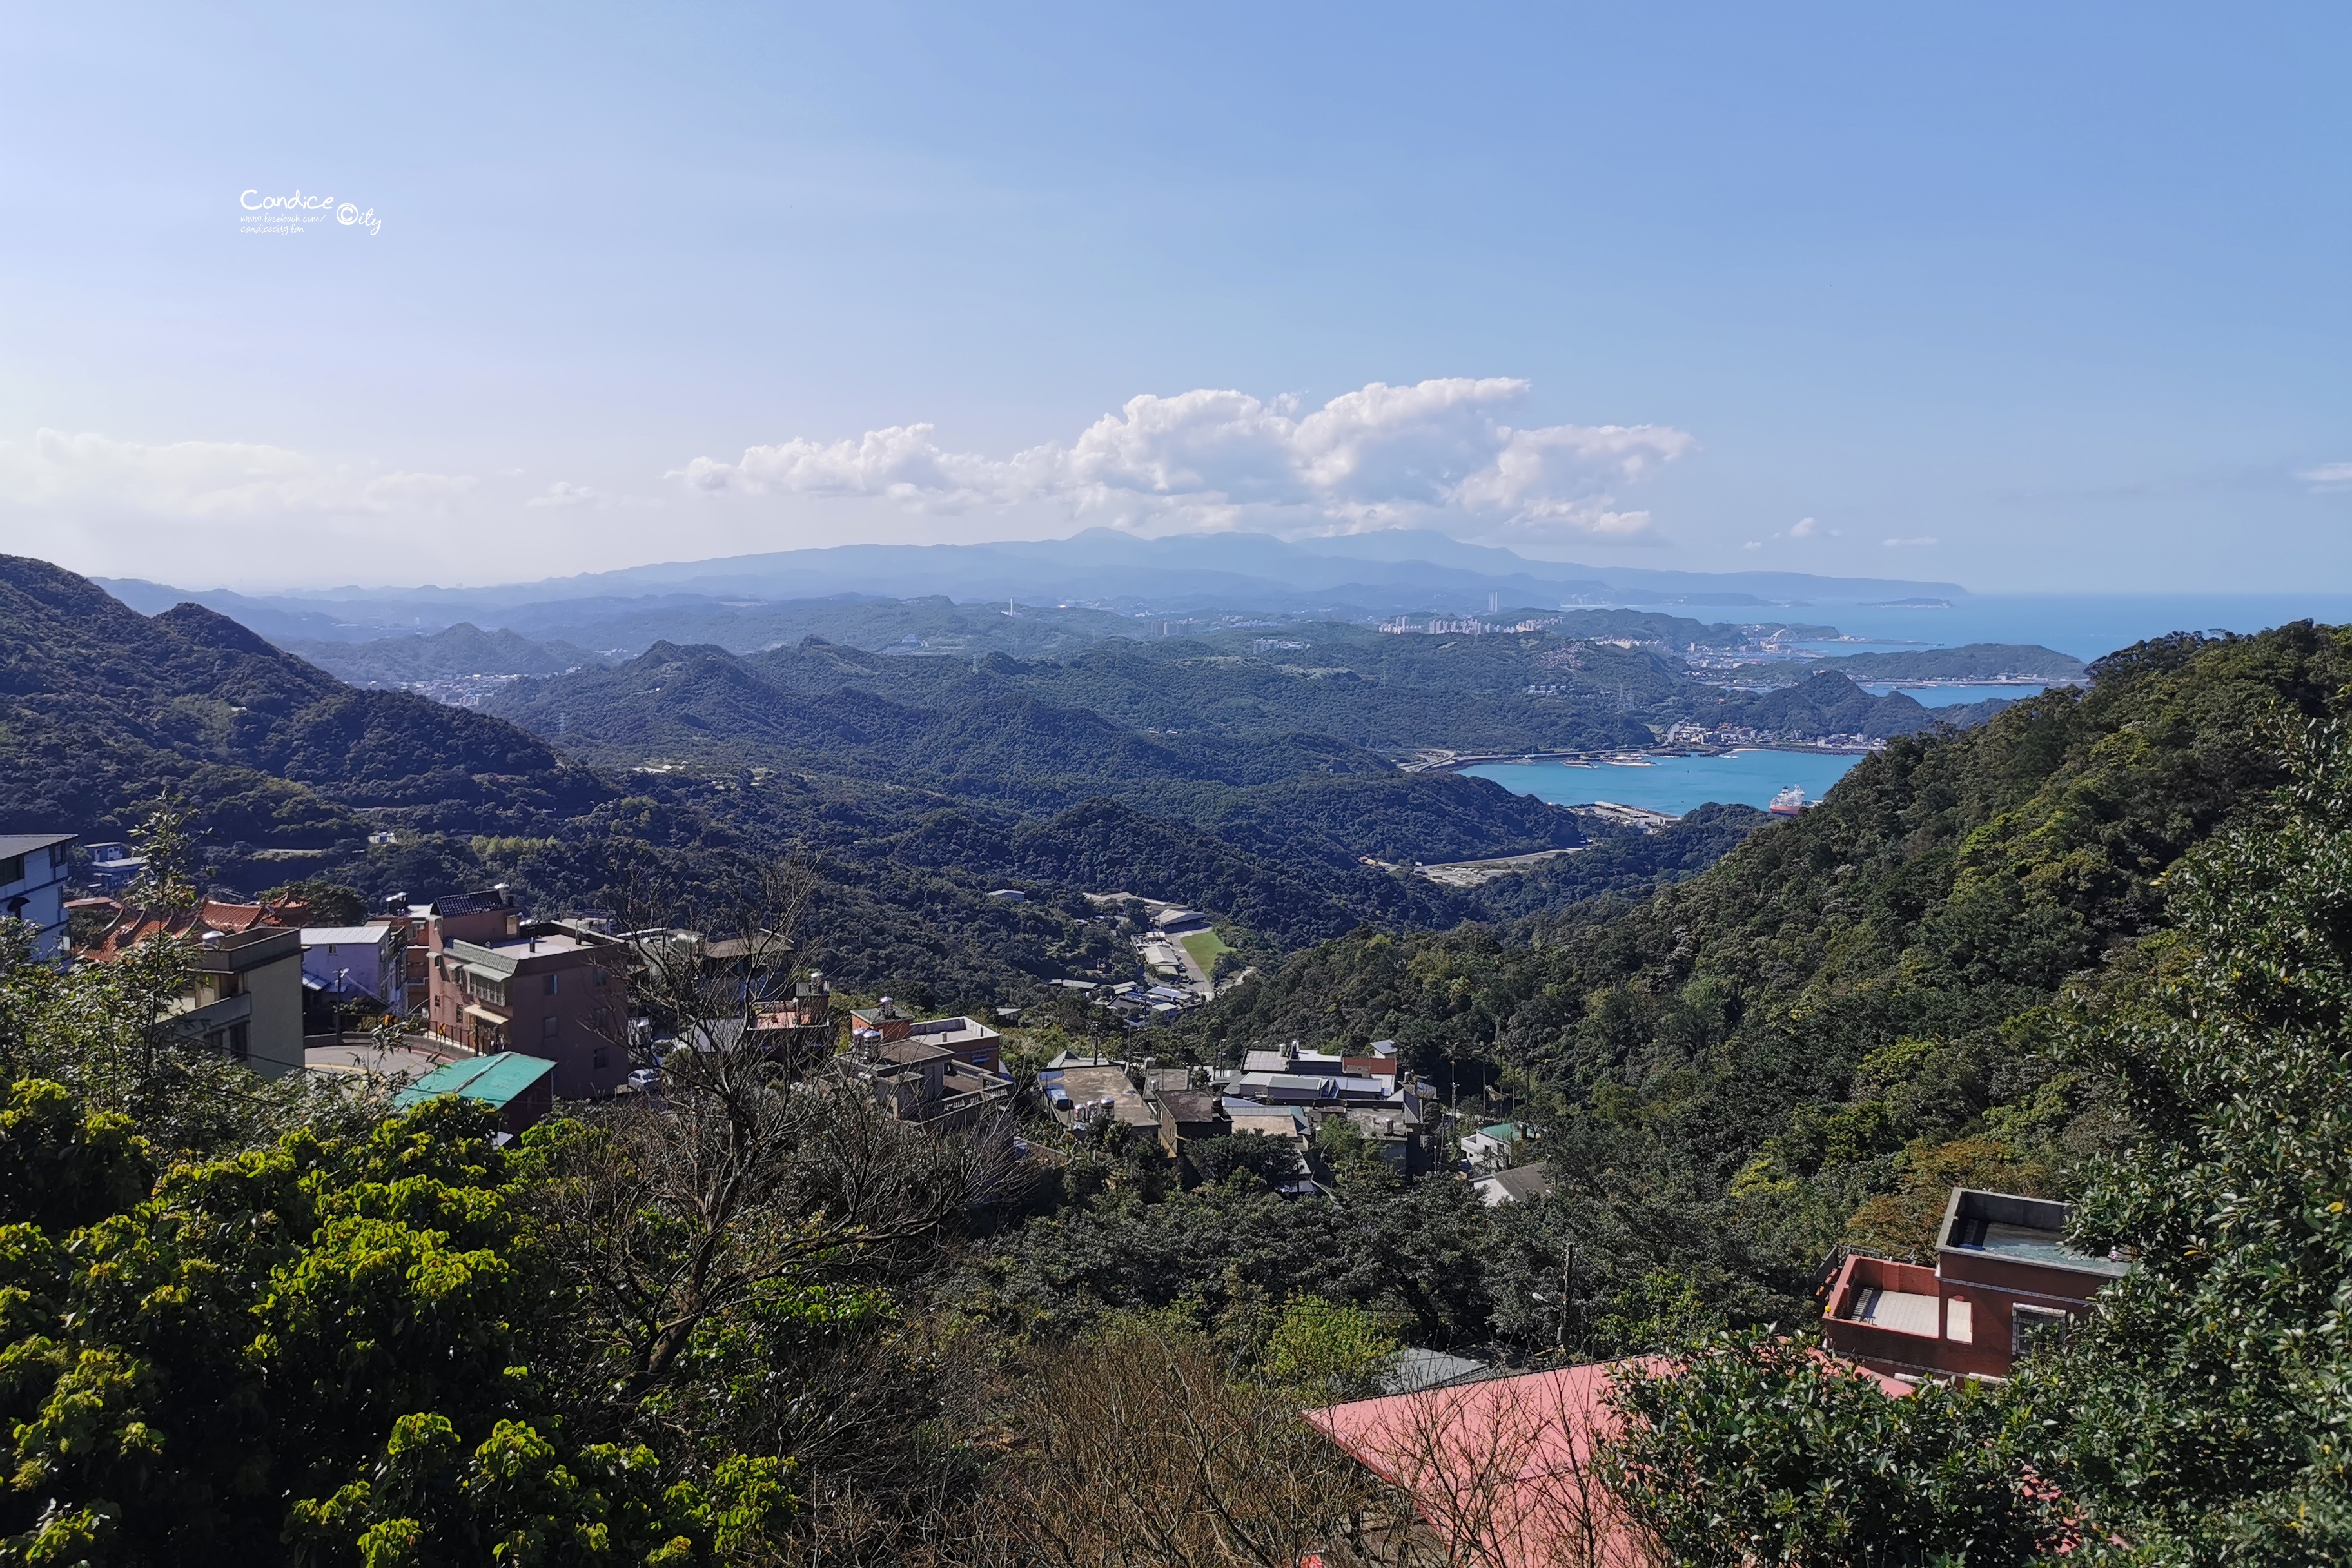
[0,3,2344,591]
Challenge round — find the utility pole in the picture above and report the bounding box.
[1560,1239,1578,1349]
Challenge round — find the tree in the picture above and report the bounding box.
[259,877,369,925]
[0,1084,792,1566]
[126,794,199,916]
[2017,716,2352,1560]
[1262,1295,1400,1401]
[1599,1331,2059,1567]
[983,1318,1375,1568]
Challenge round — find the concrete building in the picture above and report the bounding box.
[300,924,409,1012]
[71,901,306,1079]
[429,918,631,1099]
[179,928,307,1079]
[0,832,75,963]
[841,1033,1015,1129]
[1821,1188,2133,1380]
[848,1003,1001,1073]
[1153,1086,1227,1158]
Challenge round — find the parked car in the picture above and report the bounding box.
[627,1067,660,1091]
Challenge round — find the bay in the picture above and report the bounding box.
[1462,749,1865,816]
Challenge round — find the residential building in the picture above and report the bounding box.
[79,841,144,891]
[745,971,836,1058]
[1213,1039,1436,1176]
[849,1003,1000,1073]
[848,998,916,1042]
[0,832,75,963]
[429,917,631,1099]
[841,1031,1014,1130]
[1039,1055,1162,1133]
[184,928,306,1077]
[392,1052,558,1138]
[1153,1086,1227,1159]
[903,1014,1003,1074]
[1460,1121,1525,1172]
[1474,1164,1557,1207]
[422,886,522,956]
[300,924,409,1012]
[72,903,307,1078]
[1820,1188,2133,1380]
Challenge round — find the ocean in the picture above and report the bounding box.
[1781,593,2352,663]
[1462,750,1864,816]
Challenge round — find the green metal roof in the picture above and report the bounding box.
[392,1052,556,1112]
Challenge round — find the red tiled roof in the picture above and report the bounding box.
[1308,1356,1912,1568]
[77,897,314,961]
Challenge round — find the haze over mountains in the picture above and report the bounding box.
[95,528,1969,646]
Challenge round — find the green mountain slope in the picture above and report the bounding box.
[0,556,607,850]
[1193,622,2352,1300]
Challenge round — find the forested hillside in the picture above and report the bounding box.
[0,554,607,850]
[1191,622,2352,1305]
[1,558,1745,997]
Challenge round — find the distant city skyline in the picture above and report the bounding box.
[1,4,2345,593]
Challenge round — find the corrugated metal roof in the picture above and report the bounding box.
[393,1052,556,1111]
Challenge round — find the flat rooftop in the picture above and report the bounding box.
[1044,1064,1159,1126]
[1937,1188,2132,1279]
[485,933,594,956]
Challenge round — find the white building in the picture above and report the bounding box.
[0,833,76,964]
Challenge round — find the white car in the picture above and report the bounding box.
[627,1067,660,1092]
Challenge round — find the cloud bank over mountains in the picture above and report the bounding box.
[675,378,1696,546]
[1,429,474,520]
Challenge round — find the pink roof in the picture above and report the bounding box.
[1307,1356,1912,1568]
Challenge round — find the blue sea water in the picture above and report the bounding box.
[1463,750,1864,816]
[1786,594,2352,663]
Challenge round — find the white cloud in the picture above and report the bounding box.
[1790,515,1819,537]
[0,432,480,531]
[0,428,473,519]
[527,480,603,508]
[2299,462,2352,489]
[1883,536,1938,548]
[1743,540,1763,550]
[676,378,1695,545]
[0,428,492,585]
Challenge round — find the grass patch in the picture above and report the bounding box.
[1177,928,1231,974]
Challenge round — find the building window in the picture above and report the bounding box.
[541,1015,560,1039]
[544,972,560,995]
[593,1046,608,1070]
[593,966,607,986]
[2012,1305,2071,1361]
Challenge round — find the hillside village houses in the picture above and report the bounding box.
[15,829,1542,1202]
[1041,1037,1445,1190]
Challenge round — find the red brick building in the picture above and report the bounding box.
[422,891,630,1099]
[1821,1188,2132,1380]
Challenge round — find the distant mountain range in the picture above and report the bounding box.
[95,527,1968,645]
